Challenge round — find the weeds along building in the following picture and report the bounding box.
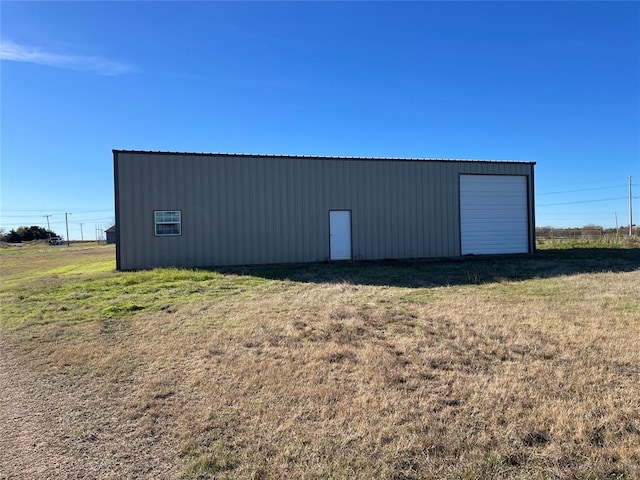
[113,150,536,270]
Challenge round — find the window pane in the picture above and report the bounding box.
[155,211,181,236]
[156,223,179,235]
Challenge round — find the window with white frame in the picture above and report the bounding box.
[154,210,181,236]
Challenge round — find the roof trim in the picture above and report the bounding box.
[112,149,536,165]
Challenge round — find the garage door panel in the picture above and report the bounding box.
[460,175,529,255]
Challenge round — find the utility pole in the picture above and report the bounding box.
[43,214,52,239]
[65,212,71,247]
[629,176,634,237]
[614,212,619,236]
[79,223,84,242]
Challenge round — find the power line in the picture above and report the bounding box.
[537,196,628,207]
[536,185,626,195]
[0,214,56,218]
[0,214,113,222]
[539,177,626,189]
[0,208,112,214]
[540,213,624,218]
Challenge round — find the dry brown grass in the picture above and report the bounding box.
[1,246,639,479]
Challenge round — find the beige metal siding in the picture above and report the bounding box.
[115,152,534,270]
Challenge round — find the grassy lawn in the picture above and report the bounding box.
[1,242,639,479]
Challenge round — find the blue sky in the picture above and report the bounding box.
[1,1,638,240]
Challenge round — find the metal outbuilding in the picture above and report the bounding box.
[113,150,535,270]
[105,225,116,244]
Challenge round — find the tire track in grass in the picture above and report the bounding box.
[0,337,74,479]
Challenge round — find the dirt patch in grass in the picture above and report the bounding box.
[1,245,639,479]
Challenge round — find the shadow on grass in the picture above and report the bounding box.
[213,248,640,288]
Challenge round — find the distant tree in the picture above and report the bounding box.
[16,227,30,240]
[3,229,22,243]
[2,226,58,243]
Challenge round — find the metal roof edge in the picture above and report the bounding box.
[112,149,536,165]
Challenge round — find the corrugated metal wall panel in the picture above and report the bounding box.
[115,152,534,269]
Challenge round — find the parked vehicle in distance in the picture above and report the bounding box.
[49,237,63,245]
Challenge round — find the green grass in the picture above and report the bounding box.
[1,265,275,331]
[0,243,115,283]
[2,242,639,333]
[536,235,640,249]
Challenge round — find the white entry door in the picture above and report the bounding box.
[329,210,352,260]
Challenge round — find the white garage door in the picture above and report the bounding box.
[460,175,529,255]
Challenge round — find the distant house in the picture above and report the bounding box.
[105,225,116,244]
[113,150,536,270]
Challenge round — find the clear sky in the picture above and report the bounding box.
[1,1,639,240]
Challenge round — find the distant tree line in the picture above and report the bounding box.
[2,226,60,243]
